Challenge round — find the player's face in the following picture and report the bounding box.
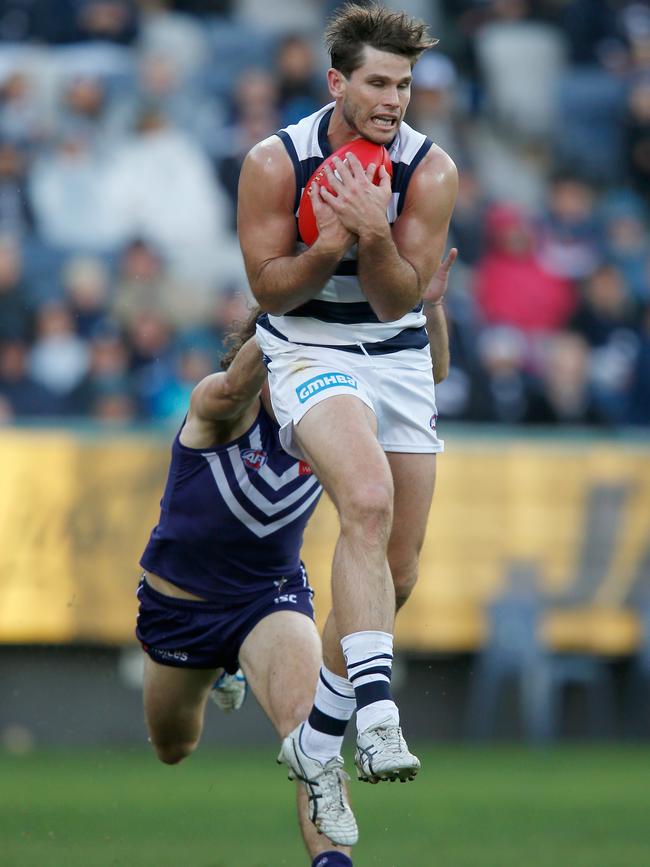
[334,46,412,144]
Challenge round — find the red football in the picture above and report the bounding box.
[297,138,393,246]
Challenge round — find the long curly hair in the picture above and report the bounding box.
[219,304,262,371]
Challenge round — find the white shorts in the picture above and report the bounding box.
[256,325,444,461]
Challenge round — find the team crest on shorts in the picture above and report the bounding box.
[241,448,268,470]
[430,413,438,431]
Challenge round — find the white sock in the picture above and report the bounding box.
[341,630,399,733]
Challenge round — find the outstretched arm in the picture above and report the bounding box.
[181,336,267,452]
[423,248,457,384]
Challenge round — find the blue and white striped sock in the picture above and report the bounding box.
[300,665,356,764]
[341,630,399,734]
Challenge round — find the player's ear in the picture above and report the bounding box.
[327,67,346,99]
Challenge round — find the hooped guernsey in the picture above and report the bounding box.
[258,102,434,352]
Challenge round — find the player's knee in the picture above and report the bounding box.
[152,738,198,765]
[341,481,393,539]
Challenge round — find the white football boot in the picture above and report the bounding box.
[355,718,420,784]
[209,669,247,713]
[278,724,358,846]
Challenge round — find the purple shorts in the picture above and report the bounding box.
[135,570,314,674]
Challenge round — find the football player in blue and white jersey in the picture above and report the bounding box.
[238,2,458,805]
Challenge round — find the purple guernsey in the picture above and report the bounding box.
[140,406,322,602]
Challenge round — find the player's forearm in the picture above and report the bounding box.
[357,226,421,322]
[249,243,344,315]
[425,302,450,384]
[190,337,267,422]
[221,336,267,406]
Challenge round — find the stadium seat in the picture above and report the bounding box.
[200,19,274,100]
[475,21,567,141]
[465,561,615,742]
[554,68,627,183]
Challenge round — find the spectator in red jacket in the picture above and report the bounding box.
[475,202,577,333]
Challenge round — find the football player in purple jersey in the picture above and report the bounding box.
[136,306,357,862]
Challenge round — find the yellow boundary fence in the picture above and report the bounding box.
[1,429,649,653]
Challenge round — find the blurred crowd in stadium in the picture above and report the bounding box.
[0,0,648,429]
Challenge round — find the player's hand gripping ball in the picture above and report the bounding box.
[298,138,393,246]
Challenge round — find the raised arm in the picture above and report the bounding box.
[237,137,353,315]
[180,336,266,448]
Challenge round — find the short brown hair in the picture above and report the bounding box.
[219,304,262,371]
[325,3,438,78]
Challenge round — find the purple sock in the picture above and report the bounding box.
[312,852,353,867]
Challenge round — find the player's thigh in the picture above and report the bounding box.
[386,452,437,596]
[295,395,393,512]
[143,655,220,740]
[239,610,322,737]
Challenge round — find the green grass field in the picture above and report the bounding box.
[1,745,648,867]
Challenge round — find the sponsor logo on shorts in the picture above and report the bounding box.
[430,413,438,431]
[274,593,298,605]
[273,577,297,605]
[241,448,268,470]
[150,647,189,663]
[296,372,358,404]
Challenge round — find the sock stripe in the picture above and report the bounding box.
[307,705,349,737]
[355,679,393,709]
[346,652,393,670]
[349,665,392,683]
[319,670,353,699]
[351,674,391,689]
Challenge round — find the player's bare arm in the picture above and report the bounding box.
[366,146,457,321]
[424,247,457,383]
[181,336,266,448]
[238,137,353,315]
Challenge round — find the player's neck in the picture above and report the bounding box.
[326,105,362,152]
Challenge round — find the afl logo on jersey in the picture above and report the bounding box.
[429,413,438,431]
[241,448,268,470]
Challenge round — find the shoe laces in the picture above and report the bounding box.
[308,760,350,817]
[372,724,405,753]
